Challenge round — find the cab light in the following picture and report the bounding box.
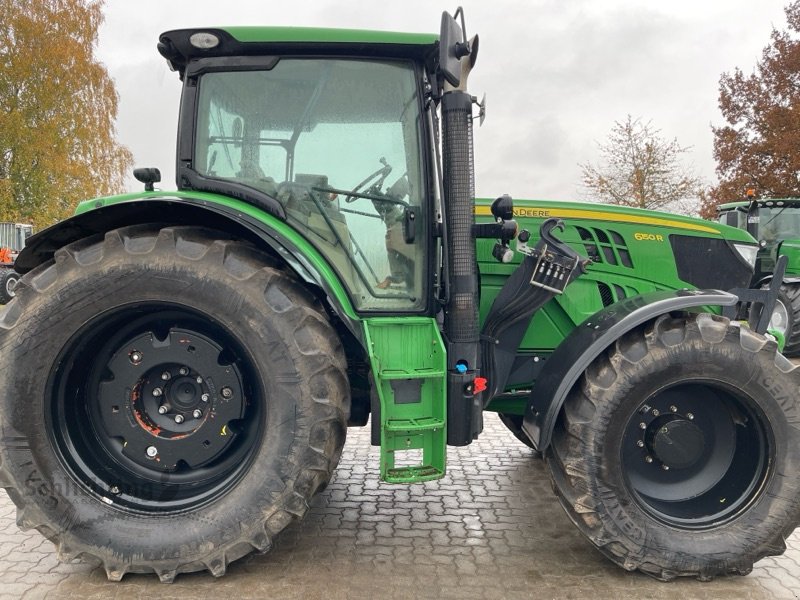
[189,32,220,49]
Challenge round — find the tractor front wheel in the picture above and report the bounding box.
[546,313,800,580]
[0,226,349,582]
[762,282,800,357]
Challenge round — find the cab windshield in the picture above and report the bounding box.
[756,206,800,243]
[194,58,427,311]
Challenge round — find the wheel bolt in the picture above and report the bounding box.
[179,367,189,376]
[152,387,163,397]
[201,393,210,402]
[196,376,203,384]
[645,456,653,464]
[669,405,678,413]
[221,387,233,399]
[639,422,646,430]
[174,414,184,424]
[158,405,168,415]
[636,440,644,448]
[192,409,202,419]
[161,371,171,381]
[146,446,158,458]
[130,351,143,365]
[652,409,660,416]
[662,465,670,471]
[687,412,694,420]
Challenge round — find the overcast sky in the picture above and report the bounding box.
[97,0,791,202]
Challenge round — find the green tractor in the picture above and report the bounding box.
[718,197,800,356]
[2,10,799,584]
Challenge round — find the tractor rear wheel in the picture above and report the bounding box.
[0,226,349,582]
[546,313,800,580]
[0,268,19,303]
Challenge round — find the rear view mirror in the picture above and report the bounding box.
[439,10,464,87]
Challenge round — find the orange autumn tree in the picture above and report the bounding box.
[0,0,132,228]
[703,1,800,218]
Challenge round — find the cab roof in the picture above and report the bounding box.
[717,198,800,211]
[158,26,439,75]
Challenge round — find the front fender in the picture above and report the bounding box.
[521,289,739,452]
[16,196,363,342]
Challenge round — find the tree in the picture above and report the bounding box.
[580,116,703,215]
[0,0,132,228]
[703,1,800,219]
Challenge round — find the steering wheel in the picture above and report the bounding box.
[345,158,393,203]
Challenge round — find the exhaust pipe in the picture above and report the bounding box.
[441,89,481,446]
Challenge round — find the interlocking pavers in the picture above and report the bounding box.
[0,413,798,599]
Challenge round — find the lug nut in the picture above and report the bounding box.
[652,409,660,417]
[636,440,644,448]
[221,387,233,399]
[161,371,171,381]
[146,446,158,458]
[639,422,646,430]
[201,393,210,402]
[109,485,120,495]
[192,409,202,419]
[152,387,163,397]
[174,414,184,424]
[179,367,189,376]
[661,426,669,434]
[645,456,654,464]
[130,351,143,365]
[158,405,168,415]
[669,405,678,413]
[687,413,694,420]
[196,376,203,384]
[662,465,670,471]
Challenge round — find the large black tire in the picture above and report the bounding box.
[762,283,800,357]
[546,313,800,580]
[0,268,19,303]
[0,226,349,582]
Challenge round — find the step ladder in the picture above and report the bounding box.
[363,318,447,483]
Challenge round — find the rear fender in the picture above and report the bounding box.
[521,289,739,452]
[16,197,363,342]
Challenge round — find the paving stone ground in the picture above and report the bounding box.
[1,413,799,599]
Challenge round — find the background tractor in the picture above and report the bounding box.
[718,197,800,356]
[0,222,33,303]
[1,9,798,584]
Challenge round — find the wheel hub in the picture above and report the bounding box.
[770,299,789,333]
[95,328,246,472]
[647,416,705,470]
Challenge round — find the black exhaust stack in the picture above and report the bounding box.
[438,9,482,445]
[442,89,481,446]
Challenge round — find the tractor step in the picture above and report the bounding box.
[363,318,447,483]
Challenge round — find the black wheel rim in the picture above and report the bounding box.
[47,303,264,513]
[621,382,771,529]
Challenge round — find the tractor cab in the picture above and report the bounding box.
[718,198,800,280]
[159,28,438,312]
